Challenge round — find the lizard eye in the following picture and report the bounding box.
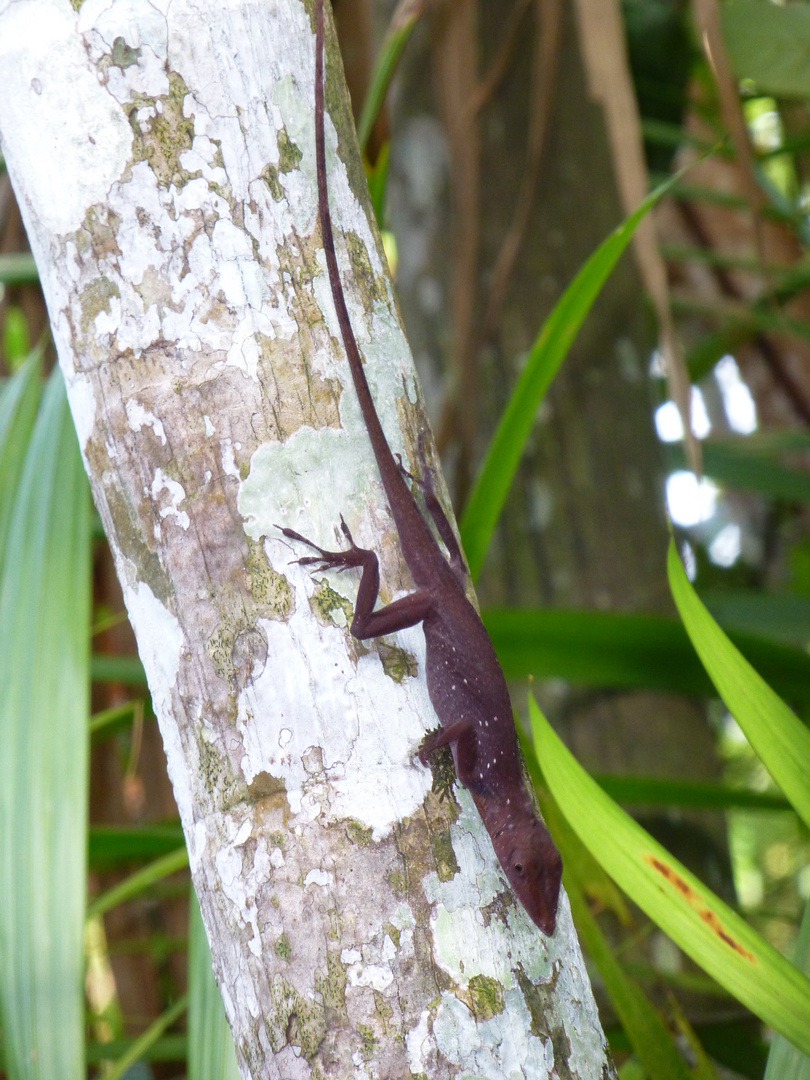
[514,862,523,873]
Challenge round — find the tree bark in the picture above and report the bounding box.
[0,0,614,1076]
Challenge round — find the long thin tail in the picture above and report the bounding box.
[314,0,400,487]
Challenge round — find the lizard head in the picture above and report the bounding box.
[498,817,563,936]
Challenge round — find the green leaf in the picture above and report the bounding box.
[0,368,91,1080]
[723,0,810,100]
[188,892,240,1080]
[529,695,810,1057]
[86,1035,187,1066]
[0,349,42,557]
[593,774,791,812]
[86,847,189,921]
[764,899,810,1079]
[102,994,189,1080]
[2,307,31,368]
[460,172,682,579]
[356,11,421,154]
[89,823,186,869]
[668,540,810,832]
[668,438,810,504]
[566,878,694,1080]
[0,252,38,285]
[483,606,810,703]
[91,652,148,685]
[700,589,810,649]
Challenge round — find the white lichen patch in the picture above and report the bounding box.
[122,579,191,823]
[126,399,167,444]
[234,599,432,838]
[150,468,190,533]
[240,424,380,546]
[215,838,263,957]
[237,410,437,836]
[0,1,133,238]
[123,578,183,715]
[432,989,554,1078]
[65,369,98,454]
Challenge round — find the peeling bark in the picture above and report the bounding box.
[0,0,615,1076]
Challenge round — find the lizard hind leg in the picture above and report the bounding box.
[395,441,467,580]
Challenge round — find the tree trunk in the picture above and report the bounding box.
[0,0,614,1076]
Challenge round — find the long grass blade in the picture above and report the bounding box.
[0,367,91,1080]
[356,4,423,154]
[668,540,810,832]
[188,892,240,1080]
[529,695,810,1057]
[85,846,189,922]
[102,994,189,1080]
[764,899,810,1079]
[0,349,42,557]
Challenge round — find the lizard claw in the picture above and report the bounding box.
[338,513,356,547]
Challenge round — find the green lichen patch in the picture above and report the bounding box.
[357,1023,377,1059]
[246,771,289,813]
[346,819,373,846]
[468,974,504,1022]
[259,131,300,203]
[550,1021,573,1078]
[246,538,293,618]
[95,479,170,602]
[111,36,140,68]
[315,950,348,1026]
[387,869,408,898]
[430,829,460,883]
[275,933,291,961]
[515,964,553,1040]
[345,231,387,315]
[128,71,197,189]
[79,274,121,338]
[207,622,236,683]
[197,731,242,805]
[266,974,326,1060]
[308,578,354,629]
[262,163,284,202]
[278,128,302,174]
[382,920,401,949]
[372,990,394,1035]
[378,642,417,683]
[207,614,267,690]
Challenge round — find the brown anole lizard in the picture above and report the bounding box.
[280,0,562,935]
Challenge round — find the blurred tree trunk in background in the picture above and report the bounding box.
[380,0,731,1012]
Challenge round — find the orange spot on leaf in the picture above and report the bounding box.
[644,854,756,963]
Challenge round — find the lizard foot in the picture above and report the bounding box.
[277,517,364,573]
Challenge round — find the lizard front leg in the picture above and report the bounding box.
[279,518,434,639]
